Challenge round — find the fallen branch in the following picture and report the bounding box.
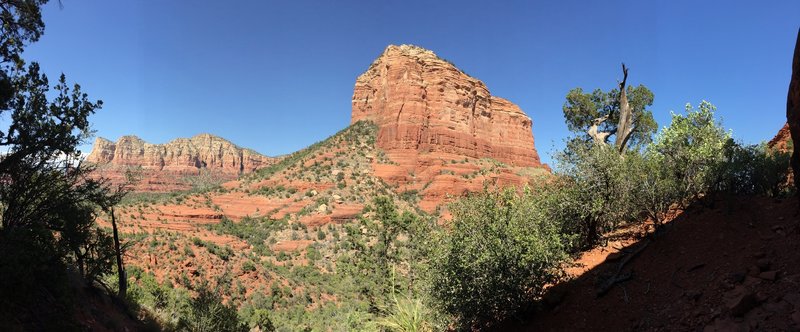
[622,285,630,303]
[596,240,650,297]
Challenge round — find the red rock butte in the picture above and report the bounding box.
[351,44,543,168]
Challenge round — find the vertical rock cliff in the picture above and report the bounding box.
[352,44,543,168]
[787,29,800,193]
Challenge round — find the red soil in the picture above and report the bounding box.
[496,196,800,331]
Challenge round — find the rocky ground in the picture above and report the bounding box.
[495,196,800,331]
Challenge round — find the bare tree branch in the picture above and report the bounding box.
[615,63,634,153]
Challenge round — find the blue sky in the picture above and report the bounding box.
[22,1,800,165]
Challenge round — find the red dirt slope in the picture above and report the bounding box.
[498,196,800,331]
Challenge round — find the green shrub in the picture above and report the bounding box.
[378,293,435,332]
[647,101,732,204]
[631,153,680,226]
[177,283,249,332]
[242,260,256,273]
[429,188,569,328]
[555,143,642,245]
[721,143,792,197]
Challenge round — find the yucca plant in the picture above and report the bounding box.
[376,269,435,332]
[377,293,433,332]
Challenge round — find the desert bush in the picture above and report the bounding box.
[647,101,732,205]
[177,283,249,332]
[555,143,643,245]
[378,293,435,332]
[720,142,792,196]
[632,152,680,226]
[429,188,569,328]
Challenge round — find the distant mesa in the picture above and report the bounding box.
[86,134,274,191]
[352,44,544,168]
[87,134,273,174]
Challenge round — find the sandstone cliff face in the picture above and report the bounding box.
[87,134,274,192]
[351,44,543,168]
[87,134,273,174]
[787,29,800,192]
[768,123,793,152]
[351,45,549,211]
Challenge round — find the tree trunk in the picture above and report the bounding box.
[615,63,634,153]
[588,114,612,145]
[111,207,127,297]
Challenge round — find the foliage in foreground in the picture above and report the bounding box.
[553,101,792,245]
[429,187,570,329]
[428,100,792,329]
[0,0,134,329]
[378,292,435,332]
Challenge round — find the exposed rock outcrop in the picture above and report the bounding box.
[87,134,274,191]
[87,134,273,174]
[351,44,543,168]
[768,123,793,152]
[350,45,549,211]
[787,28,800,193]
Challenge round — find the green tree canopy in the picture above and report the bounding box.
[563,69,657,151]
[0,1,126,329]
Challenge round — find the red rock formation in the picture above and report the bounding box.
[787,28,800,193]
[87,134,274,191]
[352,44,543,168]
[351,45,549,212]
[88,134,272,174]
[768,123,793,152]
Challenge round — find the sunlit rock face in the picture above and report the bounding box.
[351,44,543,168]
[86,134,274,191]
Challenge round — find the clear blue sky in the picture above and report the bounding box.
[22,1,800,165]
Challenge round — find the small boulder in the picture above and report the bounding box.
[728,292,758,316]
[728,271,746,284]
[756,259,771,271]
[758,271,778,281]
[783,293,800,308]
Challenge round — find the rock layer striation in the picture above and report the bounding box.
[351,44,543,168]
[88,134,272,174]
[87,134,274,191]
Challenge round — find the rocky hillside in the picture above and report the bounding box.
[352,44,549,211]
[87,134,275,191]
[101,44,553,329]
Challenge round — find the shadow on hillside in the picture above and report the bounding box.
[492,196,800,331]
